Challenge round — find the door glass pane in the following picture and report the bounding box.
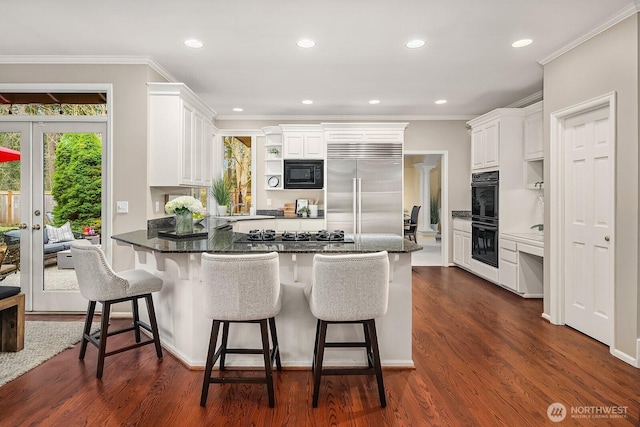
[0,133,22,288]
[223,136,252,214]
[43,132,102,292]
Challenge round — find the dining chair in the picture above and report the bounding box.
[404,205,421,241]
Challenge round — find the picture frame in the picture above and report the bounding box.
[295,198,309,214]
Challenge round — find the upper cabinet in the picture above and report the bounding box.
[148,82,217,187]
[468,109,524,172]
[470,119,500,170]
[280,125,324,159]
[523,101,543,161]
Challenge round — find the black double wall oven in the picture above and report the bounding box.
[471,171,499,268]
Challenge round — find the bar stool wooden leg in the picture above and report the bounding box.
[201,320,221,407]
[219,322,230,371]
[96,301,112,379]
[312,320,328,408]
[367,319,386,407]
[260,319,275,408]
[268,317,282,371]
[144,294,163,359]
[132,298,141,343]
[79,300,96,360]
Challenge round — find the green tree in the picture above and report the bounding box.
[51,133,102,231]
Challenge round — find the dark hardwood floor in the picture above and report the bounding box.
[0,266,638,426]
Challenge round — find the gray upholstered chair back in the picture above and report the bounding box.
[309,251,389,321]
[71,240,129,301]
[200,252,281,321]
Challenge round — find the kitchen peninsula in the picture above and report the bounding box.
[112,219,421,369]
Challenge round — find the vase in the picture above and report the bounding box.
[175,210,194,235]
[217,205,228,216]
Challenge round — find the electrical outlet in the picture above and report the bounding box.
[267,198,272,206]
[154,201,160,213]
[116,201,129,213]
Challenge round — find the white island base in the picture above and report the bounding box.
[122,247,414,369]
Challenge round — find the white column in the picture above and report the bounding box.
[413,160,437,233]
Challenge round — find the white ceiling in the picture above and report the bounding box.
[1,0,634,119]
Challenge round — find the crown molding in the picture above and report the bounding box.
[538,2,640,65]
[0,55,176,82]
[504,91,544,108]
[214,114,476,121]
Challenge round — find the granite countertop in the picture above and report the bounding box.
[112,225,422,254]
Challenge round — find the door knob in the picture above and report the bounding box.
[18,223,28,229]
[32,224,41,230]
[604,236,610,242]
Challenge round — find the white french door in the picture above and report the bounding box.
[0,121,106,312]
[562,104,614,345]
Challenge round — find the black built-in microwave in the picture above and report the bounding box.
[284,159,324,189]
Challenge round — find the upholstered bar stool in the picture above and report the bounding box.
[305,251,390,408]
[70,240,163,379]
[200,252,282,408]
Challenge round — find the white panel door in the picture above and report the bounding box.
[563,105,613,345]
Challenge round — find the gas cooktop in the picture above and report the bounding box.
[236,229,354,243]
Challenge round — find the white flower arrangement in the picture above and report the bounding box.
[164,196,205,215]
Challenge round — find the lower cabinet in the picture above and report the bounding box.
[275,218,324,232]
[498,235,544,298]
[453,219,472,270]
[232,218,325,233]
[499,239,518,291]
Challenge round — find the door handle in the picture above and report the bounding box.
[32,224,41,230]
[604,236,610,242]
[18,223,28,229]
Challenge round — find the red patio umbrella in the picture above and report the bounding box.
[0,146,20,162]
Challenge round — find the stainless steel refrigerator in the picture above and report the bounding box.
[326,142,403,235]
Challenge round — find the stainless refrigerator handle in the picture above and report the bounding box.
[357,178,362,234]
[352,178,357,234]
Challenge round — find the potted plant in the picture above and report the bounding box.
[165,196,205,235]
[298,206,311,218]
[210,177,232,216]
[430,196,440,232]
[267,146,280,158]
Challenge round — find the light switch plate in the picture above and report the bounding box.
[116,201,129,213]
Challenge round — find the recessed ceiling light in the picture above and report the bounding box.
[232,107,244,112]
[435,99,447,105]
[369,99,380,105]
[184,39,204,48]
[302,100,314,105]
[512,39,533,48]
[405,39,426,49]
[297,39,316,48]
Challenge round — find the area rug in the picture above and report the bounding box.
[0,321,99,387]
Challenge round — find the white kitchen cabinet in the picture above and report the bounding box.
[453,219,471,270]
[498,233,544,298]
[523,102,543,161]
[281,125,324,159]
[148,82,216,187]
[233,219,277,233]
[276,218,324,232]
[499,238,518,291]
[468,109,525,172]
[471,119,500,170]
